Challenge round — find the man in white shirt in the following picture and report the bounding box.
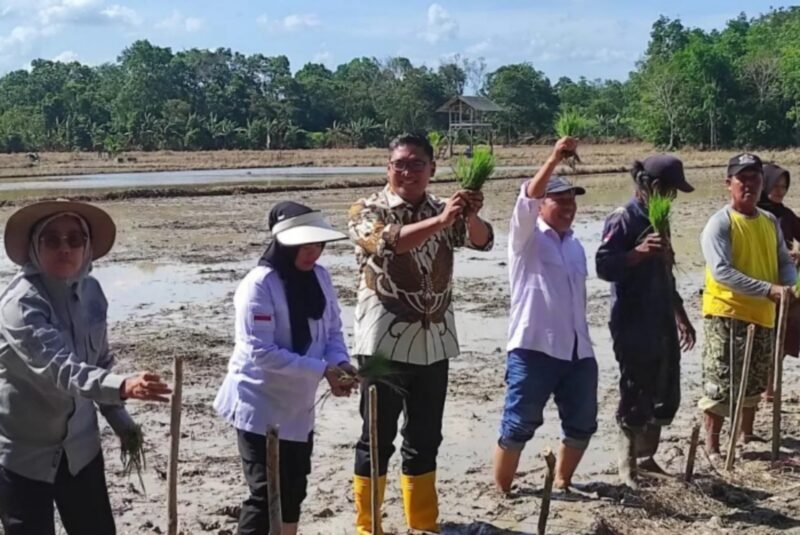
[494,137,598,492]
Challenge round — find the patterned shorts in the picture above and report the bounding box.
[699,316,774,417]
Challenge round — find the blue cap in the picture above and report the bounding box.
[546,176,586,195]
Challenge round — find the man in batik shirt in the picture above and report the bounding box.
[348,133,493,534]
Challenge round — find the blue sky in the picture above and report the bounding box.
[0,0,790,81]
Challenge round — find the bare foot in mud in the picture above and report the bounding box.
[637,457,668,476]
[742,434,768,444]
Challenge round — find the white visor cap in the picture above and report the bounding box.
[271,211,348,246]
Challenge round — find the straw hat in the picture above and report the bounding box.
[4,200,116,266]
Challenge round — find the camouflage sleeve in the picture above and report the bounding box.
[347,200,400,257]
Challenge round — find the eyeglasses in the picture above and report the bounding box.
[389,159,429,172]
[39,232,88,250]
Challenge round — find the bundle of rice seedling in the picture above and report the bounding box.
[120,424,147,493]
[453,146,495,191]
[314,354,407,410]
[647,193,672,236]
[554,110,590,169]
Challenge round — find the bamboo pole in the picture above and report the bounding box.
[537,449,557,535]
[167,356,184,535]
[726,324,756,471]
[772,288,791,461]
[729,320,735,436]
[368,385,380,535]
[266,426,282,535]
[684,424,701,482]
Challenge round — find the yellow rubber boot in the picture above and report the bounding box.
[353,474,386,535]
[401,472,440,533]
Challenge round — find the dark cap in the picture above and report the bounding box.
[727,153,763,177]
[546,176,585,196]
[639,155,694,193]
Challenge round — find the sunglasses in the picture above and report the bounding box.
[39,232,88,250]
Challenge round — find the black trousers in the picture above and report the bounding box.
[615,347,681,430]
[0,453,115,535]
[236,429,313,534]
[354,358,449,477]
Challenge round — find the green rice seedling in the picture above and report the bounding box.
[120,424,147,494]
[314,354,407,410]
[453,146,495,190]
[647,193,672,236]
[554,110,590,169]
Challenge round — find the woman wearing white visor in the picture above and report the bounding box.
[214,201,357,535]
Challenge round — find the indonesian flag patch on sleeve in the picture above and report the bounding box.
[253,314,272,322]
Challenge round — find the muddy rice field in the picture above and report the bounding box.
[3,162,800,534]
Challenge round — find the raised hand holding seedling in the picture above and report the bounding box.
[553,136,579,163]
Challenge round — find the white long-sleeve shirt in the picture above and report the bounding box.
[507,181,594,361]
[213,264,350,441]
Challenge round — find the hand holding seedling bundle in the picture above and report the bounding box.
[454,146,495,191]
[317,354,407,410]
[554,112,588,169]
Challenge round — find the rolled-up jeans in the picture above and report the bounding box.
[499,348,598,451]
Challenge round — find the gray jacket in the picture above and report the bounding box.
[0,268,134,483]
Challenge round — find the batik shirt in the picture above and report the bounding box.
[348,186,494,365]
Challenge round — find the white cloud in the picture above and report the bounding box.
[313,50,332,64]
[52,49,78,62]
[283,13,319,30]
[156,10,204,33]
[100,4,141,26]
[423,3,458,44]
[0,26,40,57]
[466,38,492,55]
[35,0,141,27]
[257,13,320,32]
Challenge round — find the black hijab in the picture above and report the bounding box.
[258,202,326,354]
[758,164,792,220]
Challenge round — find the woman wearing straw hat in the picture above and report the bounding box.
[0,200,172,535]
[214,201,357,535]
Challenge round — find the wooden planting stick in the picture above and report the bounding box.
[537,449,557,535]
[266,426,282,535]
[684,424,701,482]
[167,356,184,535]
[368,385,380,535]
[772,288,791,461]
[726,324,755,471]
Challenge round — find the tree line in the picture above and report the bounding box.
[1,7,799,154]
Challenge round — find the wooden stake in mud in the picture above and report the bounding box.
[537,449,557,535]
[167,356,184,535]
[726,324,756,471]
[772,288,791,461]
[729,321,736,436]
[684,424,701,482]
[368,385,380,535]
[266,426,282,535]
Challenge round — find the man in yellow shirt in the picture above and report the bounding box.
[700,153,796,458]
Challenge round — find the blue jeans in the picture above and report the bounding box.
[499,348,598,451]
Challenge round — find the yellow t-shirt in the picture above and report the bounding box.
[703,209,779,327]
